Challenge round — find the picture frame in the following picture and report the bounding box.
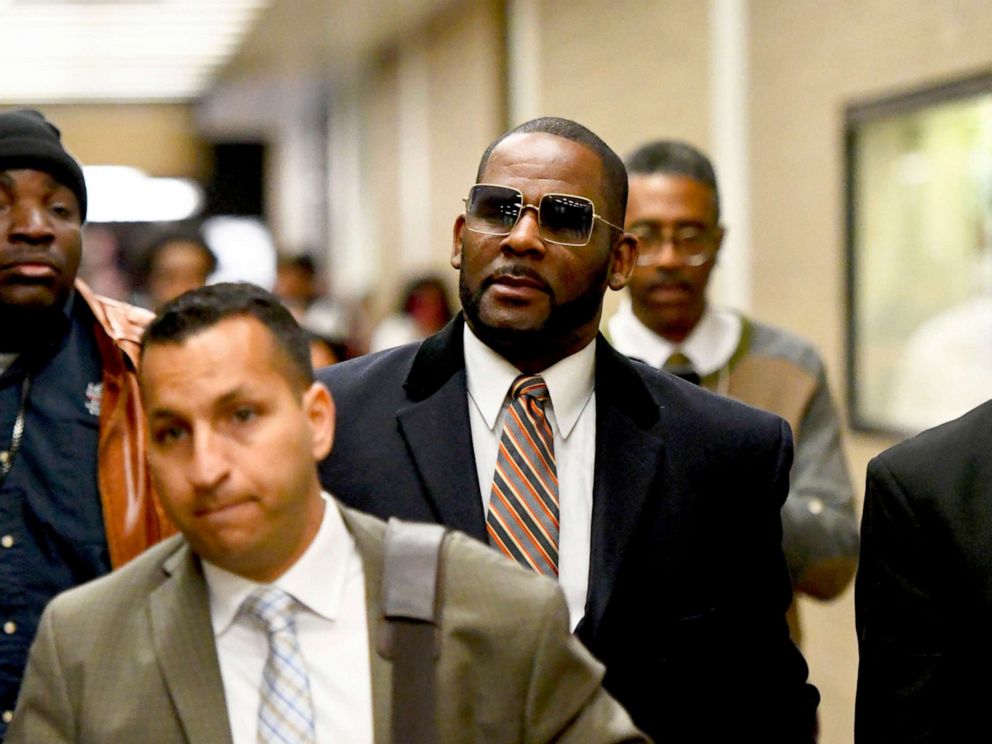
[845,71,992,434]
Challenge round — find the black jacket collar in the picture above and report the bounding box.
[405,311,661,430]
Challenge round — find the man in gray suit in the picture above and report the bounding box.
[7,283,644,744]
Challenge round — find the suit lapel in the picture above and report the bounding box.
[397,325,671,637]
[149,542,234,744]
[581,339,666,638]
[397,315,486,539]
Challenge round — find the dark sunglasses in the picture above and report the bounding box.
[463,183,622,247]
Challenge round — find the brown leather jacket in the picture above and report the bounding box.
[76,280,175,567]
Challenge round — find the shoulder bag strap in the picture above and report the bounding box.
[380,518,448,744]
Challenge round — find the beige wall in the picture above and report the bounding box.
[750,2,992,740]
[32,103,205,177]
[346,0,505,320]
[424,1,507,296]
[537,0,711,155]
[362,51,404,318]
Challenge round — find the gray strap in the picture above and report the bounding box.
[380,518,448,744]
[382,519,447,622]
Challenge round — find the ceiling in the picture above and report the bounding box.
[0,0,457,104]
[0,0,273,103]
[220,0,457,82]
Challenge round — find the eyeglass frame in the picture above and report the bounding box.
[462,183,624,247]
[628,221,722,267]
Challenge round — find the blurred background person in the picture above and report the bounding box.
[274,253,323,317]
[368,274,453,352]
[608,140,859,644]
[302,329,342,368]
[132,227,216,309]
[274,252,357,364]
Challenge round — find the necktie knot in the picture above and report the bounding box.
[241,586,297,636]
[662,352,701,385]
[511,374,549,403]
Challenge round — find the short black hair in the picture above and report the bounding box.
[624,140,721,221]
[142,282,313,389]
[277,253,319,280]
[475,117,628,226]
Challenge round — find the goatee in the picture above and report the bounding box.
[459,260,608,361]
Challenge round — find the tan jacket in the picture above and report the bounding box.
[8,504,646,743]
[75,280,174,566]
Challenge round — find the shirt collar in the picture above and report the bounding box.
[204,493,355,637]
[463,323,595,438]
[607,297,742,376]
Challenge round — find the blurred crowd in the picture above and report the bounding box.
[74,218,455,370]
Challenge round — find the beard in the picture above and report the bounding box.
[459,258,609,360]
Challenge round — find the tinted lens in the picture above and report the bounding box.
[539,194,594,245]
[465,185,522,235]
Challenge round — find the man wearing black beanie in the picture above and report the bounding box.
[0,109,173,736]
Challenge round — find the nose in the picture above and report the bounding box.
[188,428,229,492]
[502,204,546,257]
[8,202,56,245]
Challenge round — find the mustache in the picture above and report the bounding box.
[482,265,552,293]
[645,273,693,292]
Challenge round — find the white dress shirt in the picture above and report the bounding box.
[204,494,373,744]
[463,324,595,630]
[607,297,742,380]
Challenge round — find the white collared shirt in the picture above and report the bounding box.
[204,494,373,744]
[463,324,595,630]
[607,296,742,376]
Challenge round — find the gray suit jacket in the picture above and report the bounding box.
[7,504,644,743]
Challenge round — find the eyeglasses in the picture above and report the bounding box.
[463,183,623,247]
[629,222,719,267]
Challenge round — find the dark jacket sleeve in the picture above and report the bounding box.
[855,455,948,742]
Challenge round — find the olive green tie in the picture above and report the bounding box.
[663,351,701,385]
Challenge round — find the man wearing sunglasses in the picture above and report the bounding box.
[318,117,818,741]
[606,141,858,646]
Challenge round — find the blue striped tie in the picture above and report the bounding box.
[241,586,317,744]
[487,375,560,576]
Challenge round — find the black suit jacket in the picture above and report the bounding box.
[855,399,992,742]
[318,316,818,741]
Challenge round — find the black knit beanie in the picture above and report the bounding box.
[0,109,87,221]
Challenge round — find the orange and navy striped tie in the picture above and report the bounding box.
[486,375,559,577]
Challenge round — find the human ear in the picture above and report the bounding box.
[303,382,335,459]
[607,232,638,291]
[711,225,726,263]
[451,214,466,270]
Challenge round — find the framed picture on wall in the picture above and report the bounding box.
[845,72,992,435]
